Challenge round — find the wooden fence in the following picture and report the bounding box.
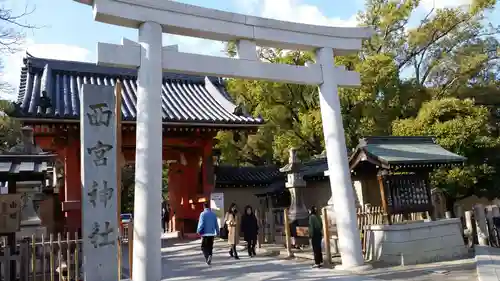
[1,233,81,281]
[356,205,428,230]
[273,205,426,235]
[458,203,500,248]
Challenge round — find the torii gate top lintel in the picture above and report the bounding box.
[74,0,372,55]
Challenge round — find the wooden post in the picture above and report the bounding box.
[115,80,123,280]
[269,209,276,243]
[7,179,16,281]
[20,238,30,281]
[376,175,392,225]
[321,207,331,266]
[128,221,134,278]
[255,209,263,248]
[283,208,293,258]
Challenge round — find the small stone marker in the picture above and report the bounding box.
[81,84,118,281]
[0,194,22,233]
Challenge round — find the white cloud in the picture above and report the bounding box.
[258,0,358,27]
[163,34,227,57]
[420,0,472,11]
[166,0,359,58]
[0,39,92,100]
[235,0,358,27]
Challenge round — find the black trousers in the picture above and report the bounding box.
[229,244,238,257]
[311,236,323,265]
[201,236,215,260]
[162,216,169,232]
[246,239,257,256]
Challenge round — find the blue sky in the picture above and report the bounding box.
[1,0,498,99]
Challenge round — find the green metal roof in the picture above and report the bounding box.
[350,136,466,169]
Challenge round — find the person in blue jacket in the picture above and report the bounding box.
[197,202,220,265]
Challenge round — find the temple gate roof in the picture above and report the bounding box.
[12,55,264,128]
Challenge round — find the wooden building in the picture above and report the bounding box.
[10,55,264,234]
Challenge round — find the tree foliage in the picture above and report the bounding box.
[120,164,169,213]
[392,98,500,200]
[216,0,500,200]
[217,47,323,165]
[0,99,20,150]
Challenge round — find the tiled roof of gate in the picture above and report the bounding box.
[215,165,282,186]
[215,157,329,187]
[12,56,264,127]
[349,136,467,169]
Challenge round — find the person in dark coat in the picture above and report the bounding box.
[241,205,259,257]
[308,206,323,268]
[161,199,170,233]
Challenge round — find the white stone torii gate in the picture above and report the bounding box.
[75,0,372,280]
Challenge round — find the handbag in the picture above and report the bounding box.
[220,223,228,239]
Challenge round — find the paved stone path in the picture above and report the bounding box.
[121,239,477,281]
[159,240,378,281]
[122,239,377,280]
[361,259,477,281]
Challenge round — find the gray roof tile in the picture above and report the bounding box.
[350,136,467,169]
[13,56,264,127]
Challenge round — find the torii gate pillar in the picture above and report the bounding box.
[133,21,163,281]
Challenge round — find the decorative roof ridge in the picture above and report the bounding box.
[22,54,224,84]
[216,164,280,170]
[360,136,436,146]
[303,157,327,166]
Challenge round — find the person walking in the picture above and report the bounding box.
[308,206,323,268]
[161,199,170,233]
[225,203,240,259]
[196,202,219,265]
[241,205,259,257]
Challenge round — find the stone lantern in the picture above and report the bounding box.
[280,148,309,244]
[8,126,48,239]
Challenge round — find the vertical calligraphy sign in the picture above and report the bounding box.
[80,84,118,281]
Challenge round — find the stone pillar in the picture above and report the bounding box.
[473,204,488,245]
[133,21,163,281]
[431,188,445,219]
[316,47,365,270]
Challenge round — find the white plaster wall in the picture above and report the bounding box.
[213,186,269,214]
[365,219,468,265]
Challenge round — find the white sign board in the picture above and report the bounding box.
[210,192,224,227]
[81,84,118,281]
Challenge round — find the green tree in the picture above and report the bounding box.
[0,100,21,150]
[217,48,323,165]
[120,164,169,213]
[217,0,499,166]
[392,98,500,205]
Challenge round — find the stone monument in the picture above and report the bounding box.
[74,0,372,276]
[80,84,119,281]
